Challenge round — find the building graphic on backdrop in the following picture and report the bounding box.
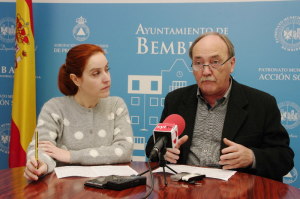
[128,59,193,161]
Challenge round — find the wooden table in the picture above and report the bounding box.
[1,162,300,199]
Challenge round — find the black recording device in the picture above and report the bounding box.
[84,175,146,191]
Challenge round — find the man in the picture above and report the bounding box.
[145,32,294,182]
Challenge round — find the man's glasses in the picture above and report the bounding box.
[191,56,233,71]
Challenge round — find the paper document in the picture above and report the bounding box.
[54,165,138,179]
[153,164,236,181]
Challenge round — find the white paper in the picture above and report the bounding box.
[54,165,139,178]
[153,164,236,181]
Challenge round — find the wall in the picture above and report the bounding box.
[0,0,299,187]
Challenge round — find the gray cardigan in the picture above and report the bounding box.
[27,96,133,174]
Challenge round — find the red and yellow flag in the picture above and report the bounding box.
[9,0,36,168]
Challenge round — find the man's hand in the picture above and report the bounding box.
[164,135,188,163]
[39,141,71,163]
[219,138,254,169]
[24,156,48,181]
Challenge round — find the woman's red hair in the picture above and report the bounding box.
[58,44,105,95]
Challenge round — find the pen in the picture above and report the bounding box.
[35,130,39,169]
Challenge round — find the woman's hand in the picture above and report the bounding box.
[24,156,47,181]
[39,141,71,163]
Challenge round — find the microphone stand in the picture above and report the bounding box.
[138,142,178,186]
[158,145,178,185]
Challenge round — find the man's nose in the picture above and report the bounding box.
[202,65,212,75]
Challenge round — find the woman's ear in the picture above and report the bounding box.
[70,74,81,87]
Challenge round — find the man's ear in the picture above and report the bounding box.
[230,57,236,73]
[70,74,80,87]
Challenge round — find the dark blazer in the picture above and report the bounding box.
[146,79,294,182]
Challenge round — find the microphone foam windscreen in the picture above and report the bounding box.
[163,114,186,136]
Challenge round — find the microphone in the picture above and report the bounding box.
[149,114,185,160]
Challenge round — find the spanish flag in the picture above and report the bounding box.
[9,0,36,168]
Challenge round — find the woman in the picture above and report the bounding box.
[24,44,133,181]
